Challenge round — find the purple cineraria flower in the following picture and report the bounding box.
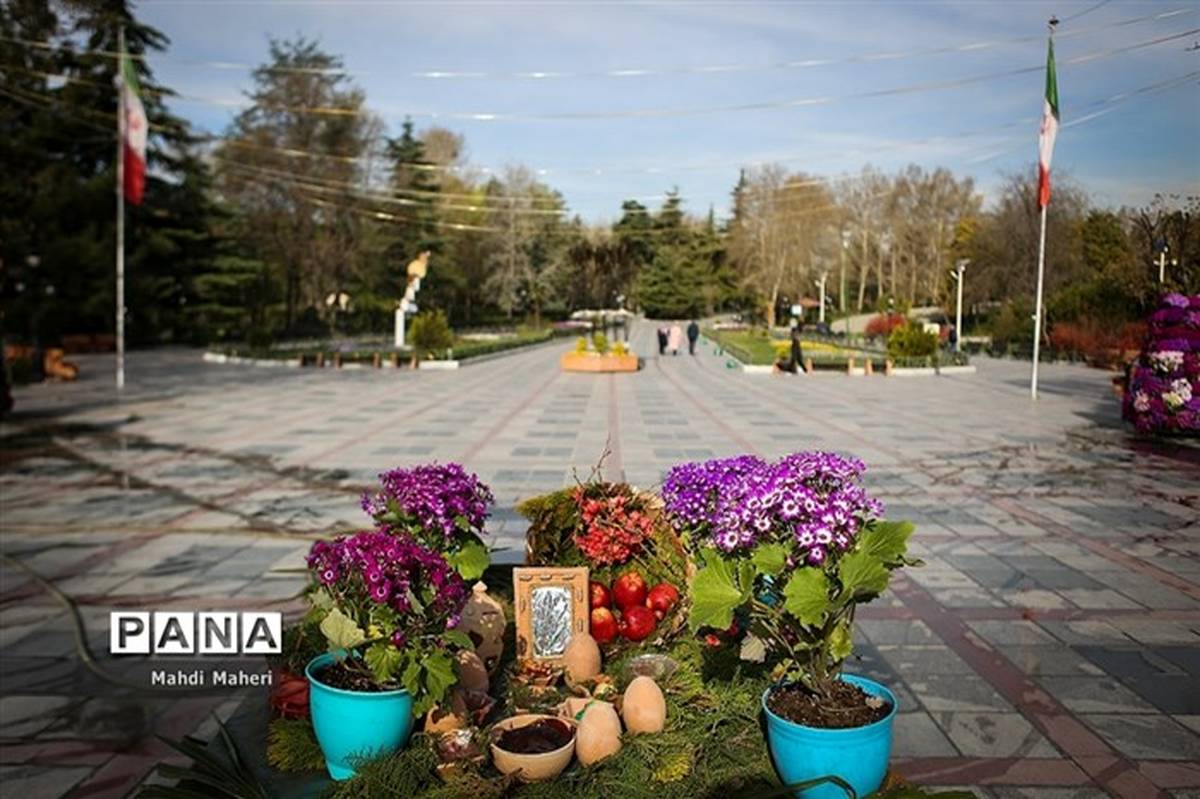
[664,450,884,559]
[361,462,495,541]
[1164,293,1190,309]
[306,529,469,620]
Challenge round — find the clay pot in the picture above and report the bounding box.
[490,714,576,782]
[460,582,506,672]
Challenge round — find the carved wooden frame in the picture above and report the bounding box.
[512,566,589,666]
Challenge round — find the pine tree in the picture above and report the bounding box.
[1,0,219,347]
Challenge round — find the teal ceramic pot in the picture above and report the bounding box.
[305,652,415,780]
[762,674,897,799]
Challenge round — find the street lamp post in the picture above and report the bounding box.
[952,259,969,353]
[839,228,851,340]
[815,273,828,325]
[1157,246,1178,284]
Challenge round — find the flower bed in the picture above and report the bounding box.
[1123,293,1200,435]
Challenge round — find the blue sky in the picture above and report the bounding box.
[135,0,1200,222]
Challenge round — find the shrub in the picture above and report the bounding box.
[1050,319,1148,365]
[612,341,629,357]
[592,331,609,355]
[408,310,454,359]
[864,313,907,340]
[1123,293,1200,435]
[988,303,1034,352]
[887,324,938,359]
[575,336,589,354]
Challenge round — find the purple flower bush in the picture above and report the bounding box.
[363,462,493,540]
[300,462,494,706]
[362,462,495,581]
[663,452,884,564]
[305,529,472,712]
[667,451,915,695]
[1123,294,1200,435]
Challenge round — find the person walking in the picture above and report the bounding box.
[686,320,700,355]
[667,323,683,356]
[657,326,668,356]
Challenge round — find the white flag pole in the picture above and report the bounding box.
[1030,203,1047,399]
[1030,17,1058,401]
[115,26,126,392]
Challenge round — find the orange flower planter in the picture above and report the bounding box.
[560,352,639,373]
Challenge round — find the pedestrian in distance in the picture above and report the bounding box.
[668,322,683,356]
[686,320,700,355]
[657,326,668,356]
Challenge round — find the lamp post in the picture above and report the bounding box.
[952,259,968,353]
[840,228,852,340]
[1156,244,1178,284]
[815,273,828,324]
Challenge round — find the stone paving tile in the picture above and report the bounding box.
[933,712,1059,758]
[891,711,958,757]
[0,765,92,796]
[1080,714,1200,760]
[997,646,1105,677]
[990,789,1110,799]
[1034,676,1159,714]
[906,674,1013,713]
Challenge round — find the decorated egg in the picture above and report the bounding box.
[622,676,666,734]
[456,650,489,694]
[563,632,601,684]
[575,701,622,766]
[460,582,506,671]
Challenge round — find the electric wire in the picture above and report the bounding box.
[0,4,1186,81]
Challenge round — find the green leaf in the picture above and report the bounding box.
[838,549,890,600]
[781,568,831,627]
[443,629,474,651]
[413,650,457,716]
[400,655,422,695]
[829,619,853,662]
[859,520,915,566]
[318,607,366,651]
[364,642,403,683]
[750,543,789,577]
[448,538,490,581]
[688,552,748,632]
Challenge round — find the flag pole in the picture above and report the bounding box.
[1030,16,1058,401]
[115,25,126,392]
[1030,203,1047,399]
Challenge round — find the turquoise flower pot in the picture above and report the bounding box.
[762,674,897,799]
[305,652,414,781]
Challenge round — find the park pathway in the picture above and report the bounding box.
[1,324,1198,797]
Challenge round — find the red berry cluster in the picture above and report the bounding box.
[572,487,654,566]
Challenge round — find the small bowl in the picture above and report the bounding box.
[625,654,679,682]
[490,714,576,782]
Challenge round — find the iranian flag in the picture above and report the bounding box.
[1037,38,1059,209]
[120,50,147,205]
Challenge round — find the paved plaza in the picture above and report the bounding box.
[1,321,1198,798]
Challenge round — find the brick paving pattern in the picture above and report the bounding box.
[1,323,1197,798]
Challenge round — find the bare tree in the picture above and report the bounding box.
[729,166,835,327]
